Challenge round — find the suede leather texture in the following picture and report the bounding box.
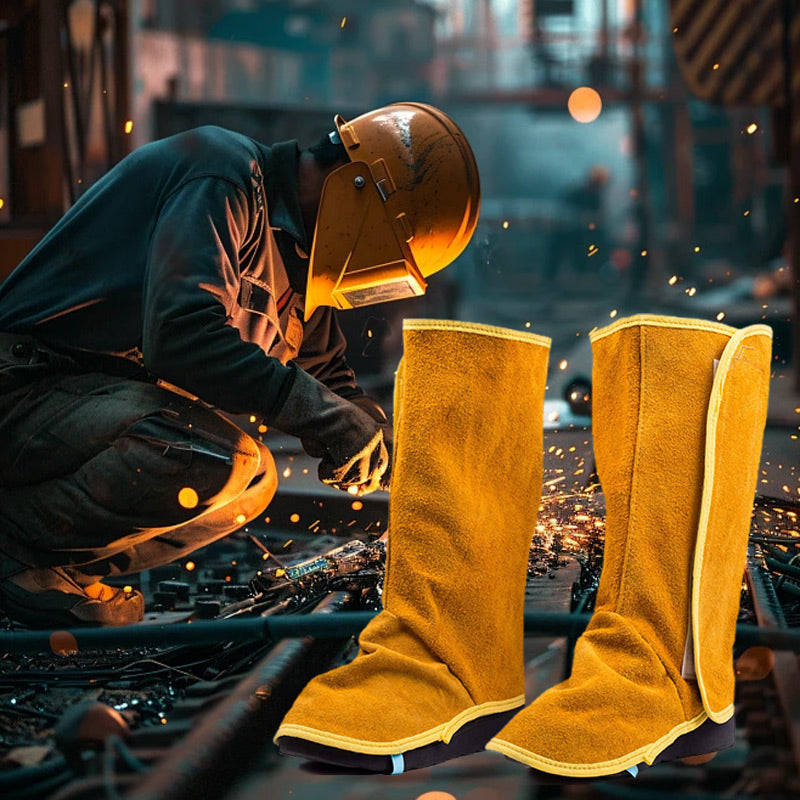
[275,320,550,753]
[695,330,771,716]
[488,316,771,774]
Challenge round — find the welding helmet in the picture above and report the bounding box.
[304,102,481,321]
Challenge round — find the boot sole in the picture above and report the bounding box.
[278,707,519,773]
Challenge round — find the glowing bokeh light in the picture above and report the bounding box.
[567,87,602,123]
[178,487,199,509]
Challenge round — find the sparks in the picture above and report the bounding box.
[282,467,292,478]
[290,513,300,523]
[340,16,347,27]
[124,120,134,134]
[609,309,617,318]
[502,220,509,229]
[668,275,678,285]
[712,62,720,70]
[743,209,750,216]
[693,245,701,253]
[745,122,758,135]
[178,487,199,509]
[716,311,726,321]
[235,513,246,524]
[559,359,568,370]
[185,561,196,572]
[258,424,267,433]
[249,415,257,423]
[351,500,363,511]
[640,249,647,256]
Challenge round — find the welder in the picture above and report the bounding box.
[0,103,480,627]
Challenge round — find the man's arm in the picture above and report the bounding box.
[142,176,387,493]
[296,305,389,423]
[295,306,392,487]
[143,176,296,418]
[295,305,361,398]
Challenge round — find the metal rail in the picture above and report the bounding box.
[745,547,800,775]
[1,612,798,655]
[125,592,354,800]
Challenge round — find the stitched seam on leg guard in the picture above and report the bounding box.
[692,326,772,720]
[403,319,551,347]
[485,709,708,776]
[589,315,740,343]
[273,695,525,753]
[617,325,647,616]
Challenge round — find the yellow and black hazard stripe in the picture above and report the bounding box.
[669,0,795,108]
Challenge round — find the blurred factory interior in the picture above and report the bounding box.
[1,1,800,799]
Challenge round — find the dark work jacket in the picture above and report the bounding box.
[0,126,363,419]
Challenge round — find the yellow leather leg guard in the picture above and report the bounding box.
[274,319,551,772]
[487,314,772,777]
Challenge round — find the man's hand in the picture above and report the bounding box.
[268,366,389,495]
[342,393,393,491]
[319,430,388,495]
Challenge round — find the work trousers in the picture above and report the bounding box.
[0,334,277,580]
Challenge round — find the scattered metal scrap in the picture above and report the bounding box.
[0,495,798,798]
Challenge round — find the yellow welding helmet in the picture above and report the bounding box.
[304,102,480,321]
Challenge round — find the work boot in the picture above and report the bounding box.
[274,319,551,772]
[0,565,144,627]
[487,314,772,776]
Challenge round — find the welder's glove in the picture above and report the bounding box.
[269,366,388,496]
[300,392,393,491]
[346,394,393,491]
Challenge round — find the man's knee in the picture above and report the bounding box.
[108,411,264,521]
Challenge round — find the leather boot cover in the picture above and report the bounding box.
[487,314,771,776]
[274,319,551,759]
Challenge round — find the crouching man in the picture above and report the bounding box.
[0,103,480,626]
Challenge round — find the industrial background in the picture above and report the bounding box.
[0,1,799,799]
